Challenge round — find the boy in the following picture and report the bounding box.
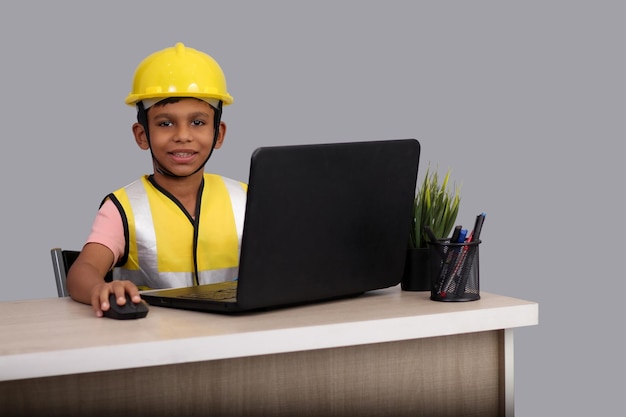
[67,43,247,318]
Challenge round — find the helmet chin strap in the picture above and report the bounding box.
[137,100,223,179]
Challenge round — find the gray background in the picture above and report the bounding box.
[1,1,623,415]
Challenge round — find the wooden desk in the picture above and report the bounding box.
[0,287,537,417]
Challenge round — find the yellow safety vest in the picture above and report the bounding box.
[107,174,247,288]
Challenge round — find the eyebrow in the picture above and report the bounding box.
[152,111,212,120]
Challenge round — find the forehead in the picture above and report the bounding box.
[149,98,215,116]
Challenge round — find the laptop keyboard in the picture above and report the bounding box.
[177,281,237,300]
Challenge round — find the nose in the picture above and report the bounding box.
[174,125,192,142]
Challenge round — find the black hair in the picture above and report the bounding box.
[136,97,221,127]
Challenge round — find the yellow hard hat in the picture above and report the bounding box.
[125,42,233,107]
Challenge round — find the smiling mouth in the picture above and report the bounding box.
[171,152,196,157]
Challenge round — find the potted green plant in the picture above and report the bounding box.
[402,166,461,291]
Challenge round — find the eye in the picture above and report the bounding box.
[191,119,206,127]
[158,120,173,127]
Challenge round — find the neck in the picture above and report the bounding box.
[151,170,204,201]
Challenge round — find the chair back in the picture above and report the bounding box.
[50,248,112,297]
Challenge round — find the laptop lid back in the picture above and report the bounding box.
[234,139,420,310]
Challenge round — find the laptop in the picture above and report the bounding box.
[140,138,421,313]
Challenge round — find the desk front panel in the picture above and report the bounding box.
[1,330,504,417]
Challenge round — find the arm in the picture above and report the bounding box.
[66,243,142,317]
[66,199,141,317]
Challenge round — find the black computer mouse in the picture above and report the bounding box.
[103,293,149,320]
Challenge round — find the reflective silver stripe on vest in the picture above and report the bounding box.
[221,176,246,255]
[198,266,239,285]
[125,180,160,286]
[115,268,194,288]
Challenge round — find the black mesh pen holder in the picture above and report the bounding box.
[429,239,481,302]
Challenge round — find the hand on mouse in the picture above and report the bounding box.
[91,280,142,318]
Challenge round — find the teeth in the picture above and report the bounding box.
[173,152,193,157]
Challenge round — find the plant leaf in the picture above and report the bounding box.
[411,165,462,248]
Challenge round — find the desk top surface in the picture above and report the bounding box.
[0,286,537,381]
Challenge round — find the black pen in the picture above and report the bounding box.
[438,228,466,295]
[468,213,486,242]
[450,225,462,243]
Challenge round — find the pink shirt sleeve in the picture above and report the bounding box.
[85,198,126,266]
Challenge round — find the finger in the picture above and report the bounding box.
[124,282,142,303]
[98,287,113,310]
[91,291,106,318]
[112,285,127,306]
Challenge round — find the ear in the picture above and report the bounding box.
[132,123,150,150]
[213,121,227,149]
